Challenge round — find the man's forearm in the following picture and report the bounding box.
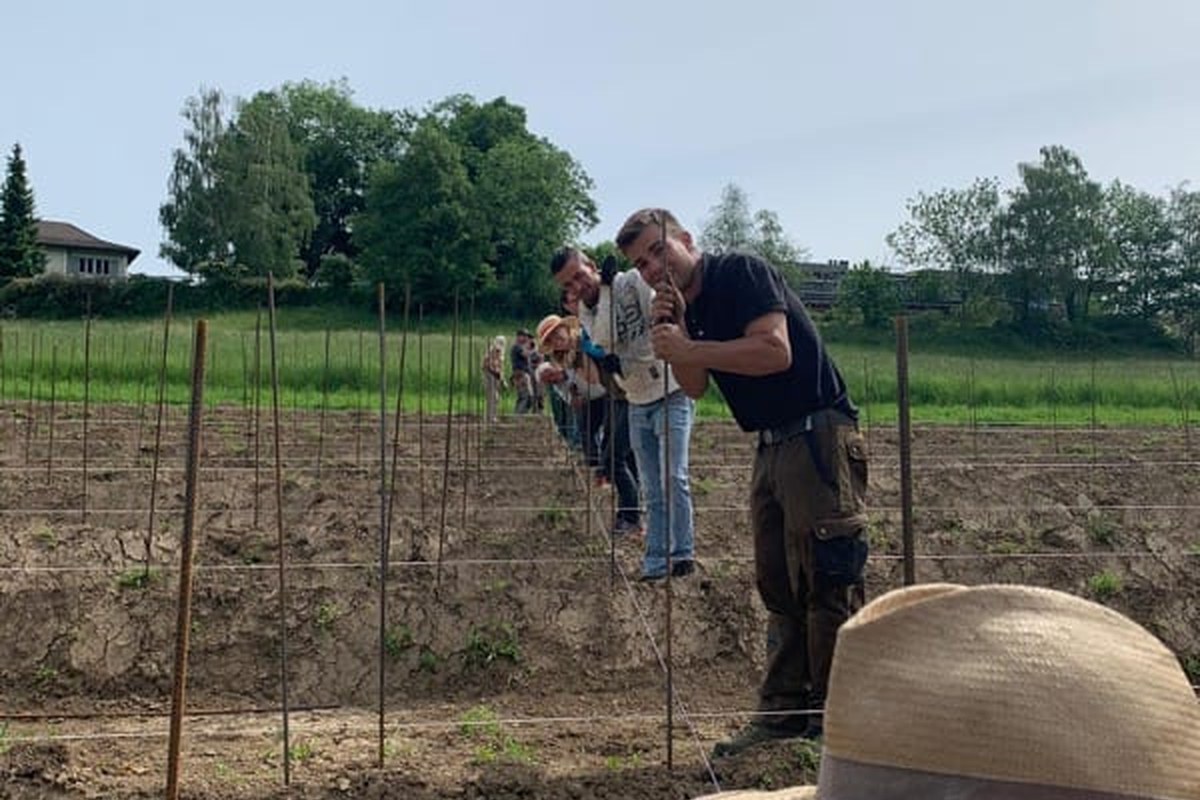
[672,362,709,399]
[679,335,789,376]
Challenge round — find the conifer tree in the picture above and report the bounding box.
[0,143,46,279]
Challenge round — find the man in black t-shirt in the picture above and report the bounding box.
[616,208,869,758]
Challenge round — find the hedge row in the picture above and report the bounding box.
[0,276,376,319]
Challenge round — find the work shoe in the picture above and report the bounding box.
[711,722,813,759]
[670,559,695,578]
[611,517,645,539]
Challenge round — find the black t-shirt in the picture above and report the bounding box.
[510,343,532,374]
[685,252,852,432]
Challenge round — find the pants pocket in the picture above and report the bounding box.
[835,427,869,516]
[813,515,868,586]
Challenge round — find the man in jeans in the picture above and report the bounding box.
[616,208,868,756]
[551,246,695,580]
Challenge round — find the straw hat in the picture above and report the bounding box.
[535,314,568,349]
[535,313,581,354]
[697,583,1200,799]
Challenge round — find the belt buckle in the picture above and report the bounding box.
[761,414,811,446]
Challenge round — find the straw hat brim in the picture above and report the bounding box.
[692,788,816,800]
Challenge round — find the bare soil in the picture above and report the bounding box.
[1,403,1197,799]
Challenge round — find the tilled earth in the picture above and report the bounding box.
[1,403,1197,798]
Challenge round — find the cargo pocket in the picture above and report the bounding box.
[813,515,868,587]
[835,428,869,516]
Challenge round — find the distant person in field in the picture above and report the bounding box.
[510,328,536,415]
[551,246,695,579]
[693,582,1200,799]
[616,208,867,755]
[481,335,507,423]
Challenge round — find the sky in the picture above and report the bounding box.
[3,0,1199,278]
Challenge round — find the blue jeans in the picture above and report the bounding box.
[628,391,695,577]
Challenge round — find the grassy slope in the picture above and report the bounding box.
[0,312,1196,426]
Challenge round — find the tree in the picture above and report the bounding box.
[0,143,46,280]
[1100,181,1176,319]
[700,184,755,252]
[275,80,410,279]
[473,136,596,309]
[836,260,899,328]
[886,177,1000,302]
[432,96,596,310]
[218,91,316,280]
[356,94,595,312]
[160,88,317,281]
[700,183,808,286]
[355,120,484,307]
[159,88,235,276]
[1167,185,1200,352]
[998,146,1106,324]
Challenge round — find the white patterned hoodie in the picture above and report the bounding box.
[580,269,679,406]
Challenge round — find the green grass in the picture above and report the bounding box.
[0,314,1197,425]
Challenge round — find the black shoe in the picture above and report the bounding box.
[639,572,667,583]
[711,722,811,758]
[670,560,695,578]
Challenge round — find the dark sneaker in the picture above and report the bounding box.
[611,517,645,539]
[711,722,811,758]
[670,560,695,578]
[639,571,667,583]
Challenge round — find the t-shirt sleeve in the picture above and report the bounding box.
[728,255,788,335]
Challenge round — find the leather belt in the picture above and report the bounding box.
[758,414,814,446]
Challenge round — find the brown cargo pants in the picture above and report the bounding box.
[750,407,868,733]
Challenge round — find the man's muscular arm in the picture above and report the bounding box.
[651,312,791,378]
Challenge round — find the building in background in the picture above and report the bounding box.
[36,221,139,279]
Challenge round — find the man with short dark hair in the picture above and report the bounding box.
[551,246,694,579]
[616,208,868,756]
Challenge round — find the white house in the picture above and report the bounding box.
[36,220,139,279]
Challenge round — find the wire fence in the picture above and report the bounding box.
[0,307,1197,797]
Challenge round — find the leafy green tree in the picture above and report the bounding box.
[836,260,900,328]
[752,207,808,286]
[159,88,235,275]
[998,146,1106,324]
[1167,185,1200,352]
[0,143,47,280]
[886,177,1000,303]
[432,96,596,310]
[473,137,595,309]
[275,80,410,279]
[161,88,317,281]
[700,184,755,252]
[219,91,316,279]
[313,252,359,291]
[701,182,808,287]
[1101,181,1176,319]
[355,120,484,307]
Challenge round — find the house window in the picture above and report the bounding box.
[75,256,113,276]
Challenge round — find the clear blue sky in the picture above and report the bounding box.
[4,0,1199,277]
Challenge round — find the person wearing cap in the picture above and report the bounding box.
[616,208,867,755]
[551,246,696,581]
[510,329,537,414]
[694,582,1200,799]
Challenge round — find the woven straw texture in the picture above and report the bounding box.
[823,584,1200,798]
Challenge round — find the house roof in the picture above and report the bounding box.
[36,220,140,263]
